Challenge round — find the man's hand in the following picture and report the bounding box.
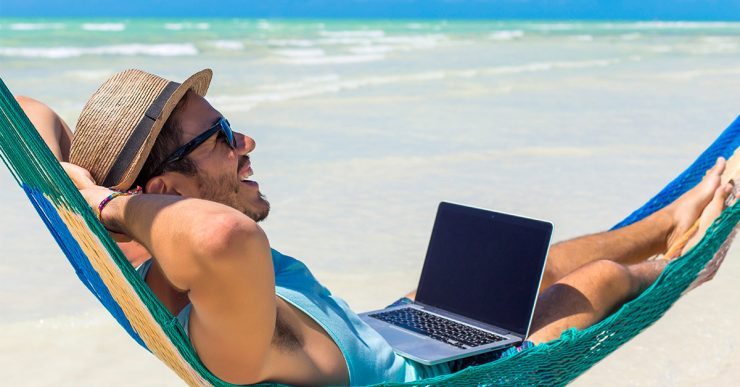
[61,162,133,242]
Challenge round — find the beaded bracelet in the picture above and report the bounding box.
[97,186,143,224]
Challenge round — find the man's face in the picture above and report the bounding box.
[164,93,270,221]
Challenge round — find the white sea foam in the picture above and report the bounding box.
[280,54,385,65]
[688,41,738,54]
[489,30,524,41]
[530,23,578,31]
[63,69,115,81]
[375,35,446,49]
[347,45,395,55]
[656,66,740,80]
[0,43,198,58]
[630,21,740,29]
[257,20,271,30]
[318,37,375,46]
[273,48,326,58]
[210,58,616,112]
[266,39,316,47]
[9,23,65,31]
[211,40,244,50]
[573,35,594,41]
[320,30,386,38]
[164,22,209,30]
[81,23,125,32]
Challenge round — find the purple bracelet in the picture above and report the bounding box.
[97,186,143,224]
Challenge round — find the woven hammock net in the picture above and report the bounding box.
[1,78,738,386]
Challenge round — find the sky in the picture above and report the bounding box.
[1,0,740,20]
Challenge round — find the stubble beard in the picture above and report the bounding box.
[196,171,270,222]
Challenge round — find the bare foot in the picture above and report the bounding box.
[663,157,726,252]
[680,181,735,255]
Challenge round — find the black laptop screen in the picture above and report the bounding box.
[415,202,553,337]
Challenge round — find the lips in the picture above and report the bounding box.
[238,156,251,178]
[238,156,256,187]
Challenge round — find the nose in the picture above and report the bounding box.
[234,132,255,155]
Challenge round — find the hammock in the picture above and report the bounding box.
[1,77,738,387]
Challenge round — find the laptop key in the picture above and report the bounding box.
[369,307,505,349]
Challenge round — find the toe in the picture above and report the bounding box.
[712,157,726,176]
[703,183,732,224]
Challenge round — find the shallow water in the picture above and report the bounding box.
[0,19,739,385]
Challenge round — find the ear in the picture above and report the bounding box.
[144,175,182,195]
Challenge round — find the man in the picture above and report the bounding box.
[17,69,734,386]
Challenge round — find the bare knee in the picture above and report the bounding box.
[582,260,636,295]
[529,260,636,342]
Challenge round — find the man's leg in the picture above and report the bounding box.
[529,182,732,343]
[406,158,726,301]
[539,158,726,290]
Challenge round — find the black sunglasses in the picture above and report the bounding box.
[151,117,236,177]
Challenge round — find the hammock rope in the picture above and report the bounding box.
[0,77,738,386]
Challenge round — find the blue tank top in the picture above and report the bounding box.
[138,248,450,384]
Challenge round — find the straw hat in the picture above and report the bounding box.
[70,68,212,190]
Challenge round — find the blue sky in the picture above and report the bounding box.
[2,0,740,20]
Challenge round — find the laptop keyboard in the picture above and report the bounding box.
[369,307,505,349]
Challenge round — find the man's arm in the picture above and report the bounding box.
[79,178,277,382]
[17,95,151,266]
[15,96,73,162]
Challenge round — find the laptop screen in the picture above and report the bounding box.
[415,202,553,337]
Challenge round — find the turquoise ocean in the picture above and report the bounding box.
[1,19,739,385]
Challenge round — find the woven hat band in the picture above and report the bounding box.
[102,81,179,187]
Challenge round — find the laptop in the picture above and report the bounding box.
[359,201,553,365]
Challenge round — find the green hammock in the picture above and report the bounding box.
[1,77,738,386]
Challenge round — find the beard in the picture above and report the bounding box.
[195,170,270,222]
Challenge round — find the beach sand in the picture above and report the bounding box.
[1,19,739,385]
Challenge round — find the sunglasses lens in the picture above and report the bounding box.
[221,118,235,148]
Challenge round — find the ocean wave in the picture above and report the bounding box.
[0,43,198,58]
[210,58,619,112]
[63,70,115,81]
[573,35,594,41]
[529,23,578,31]
[320,30,386,38]
[266,39,315,47]
[630,21,740,29]
[210,40,244,50]
[163,22,209,30]
[81,23,125,32]
[489,30,524,41]
[257,20,271,30]
[347,45,395,55]
[9,23,65,31]
[280,54,385,65]
[657,66,740,80]
[317,37,375,46]
[375,35,446,48]
[273,48,326,58]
